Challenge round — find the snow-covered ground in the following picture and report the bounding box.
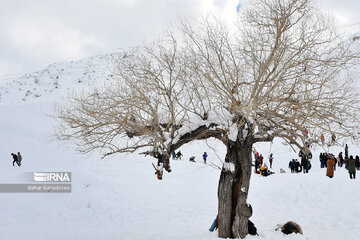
[1,57,360,240]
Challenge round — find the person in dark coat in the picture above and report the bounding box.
[292,159,301,173]
[355,155,360,170]
[17,152,22,166]
[345,144,349,160]
[348,155,356,179]
[345,156,349,170]
[299,148,312,173]
[289,160,294,173]
[338,152,344,167]
[269,153,273,168]
[255,158,260,174]
[11,153,18,166]
[320,153,324,168]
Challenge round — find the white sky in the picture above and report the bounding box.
[0,0,359,79]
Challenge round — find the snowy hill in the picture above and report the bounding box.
[1,54,360,240]
[0,53,117,105]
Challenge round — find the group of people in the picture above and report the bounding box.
[172,150,208,164]
[172,151,183,160]
[288,159,302,173]
[287,147,312,174]
[253,150,274,177]
[322,144,360,179]
[11,152,22,167]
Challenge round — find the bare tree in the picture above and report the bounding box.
[55,0,360,238]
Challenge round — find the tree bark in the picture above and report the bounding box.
[217,138,253,239]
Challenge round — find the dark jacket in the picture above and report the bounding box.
[17,153,22,162]
[355,156,360,168]
[299,150,312,166]
[348,157,356,174]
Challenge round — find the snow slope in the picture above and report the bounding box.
[1,57,360,240]
[0,52,117,105]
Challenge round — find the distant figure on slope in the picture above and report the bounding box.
[11,153,19,167]
[17,152,22,166]
[269,153,273,168]
[171,151,176,160]
[326,156,335,178]
[175,151,183,160]
[348,155,356,179]
[203,152,208,164]
[189,156,196,162]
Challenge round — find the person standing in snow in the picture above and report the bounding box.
[175,151,183,160]
[203,152,208,164]
[11,153,18,167]
[254,151,259,163]
[259,154,264,166]
[355,155,360,170]
[326,156,335,178]
[338,152,344,167]
[299,148,312,173]
[255,157,260,174]
[289,159,295,173]
[17,152,22,166]
[269,153,273,168]
[345,144,349,160]
[345,155,349,170]
[348,155,356,179]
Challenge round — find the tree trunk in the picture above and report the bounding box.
[217,138,253,239]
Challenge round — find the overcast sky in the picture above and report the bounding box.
[1,0,360,79]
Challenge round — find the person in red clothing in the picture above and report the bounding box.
[259,154,264,166]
